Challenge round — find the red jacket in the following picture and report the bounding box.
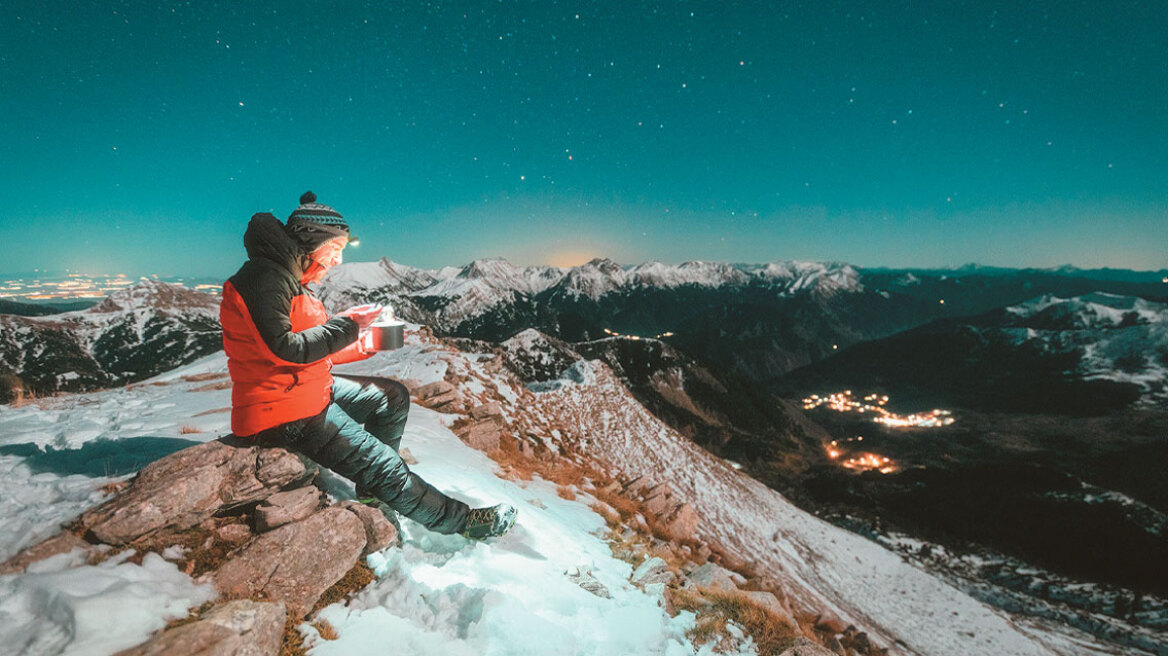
[220,213,371,436]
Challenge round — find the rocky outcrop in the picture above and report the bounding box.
[687,562,738,592]
[254,486,321,532]
[456,418,503,452]
[616,476,702,543]
[114,600,286,656]
[340,501,400,555]
[7,437,404,653]
[213,507,367,619]
[470,402,504,422]
[413,380,462,411]
[80,438,310,545]
[631,556,675,587]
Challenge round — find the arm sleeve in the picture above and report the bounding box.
[331,339,374,365]
[241,274,359,364]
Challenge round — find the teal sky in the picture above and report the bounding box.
[2,1,1165,276]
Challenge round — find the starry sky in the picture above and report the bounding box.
[2,1,1165,276]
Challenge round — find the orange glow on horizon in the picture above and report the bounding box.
[545,251,597,267]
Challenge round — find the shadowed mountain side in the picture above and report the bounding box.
[487,329,832,488]
[776,320,1143,416]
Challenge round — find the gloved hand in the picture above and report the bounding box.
[337,303,382,331]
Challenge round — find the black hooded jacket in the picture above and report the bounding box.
[226,213,357,364]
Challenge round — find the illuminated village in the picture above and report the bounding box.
[601,327,675,340]
[802,390,955,428]
[0,273,221,302]
[804,390,956,474]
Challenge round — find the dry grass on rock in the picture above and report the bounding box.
[670,588,802,656]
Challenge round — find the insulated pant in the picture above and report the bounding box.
[255,374,469,534]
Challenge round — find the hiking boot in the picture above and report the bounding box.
[462,503,518,540]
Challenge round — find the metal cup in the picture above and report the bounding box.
[368,321,405,351]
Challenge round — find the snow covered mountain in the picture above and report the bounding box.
[318,257,863,326]
[318,257,1168,387]
[999,292,1168,401]
[0,280,221,397]
[782,292,1168,414]
[0,328,1155,655]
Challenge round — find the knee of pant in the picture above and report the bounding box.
[369,379,409,419]
[368,453,411,494]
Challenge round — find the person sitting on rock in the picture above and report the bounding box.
[219,191,517,541]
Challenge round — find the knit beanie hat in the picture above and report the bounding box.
[285,191,350,251]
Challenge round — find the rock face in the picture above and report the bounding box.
[456,419,502,452]
[662,503,699,541]
[470,402,504,422]
[631,556,675,587]
[213,507,367,619]
[687,562,738,592]
[115,599,286,656]
[81,438,309,545]
[617,475,702,542]
[740,590,800,632]
[254,486,321,532]
[414,380,462,411]
[340,501,400,555]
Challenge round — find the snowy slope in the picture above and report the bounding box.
[0,348,719,656]
[0,329,1143,655]
[340,336,1139,655]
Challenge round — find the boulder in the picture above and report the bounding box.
[254,486,320,532]
[81,439,309,545]
[687,562,737,592]
[0,532,92,575]
[414,381,461,410]
[661,503,699,541]
[340,501,400,555]
[621,475,653,497]
[643,493,673,516]
[739,591,799,632]
[414,380,455,400]
[630,556,674,587]
[456,419,502,452]
[213,507,367,619]
[115,599,285,656]
[470,402,504,423]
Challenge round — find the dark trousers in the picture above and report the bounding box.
[256,375,469,534]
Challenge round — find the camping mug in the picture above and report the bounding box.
[368,321,405,350]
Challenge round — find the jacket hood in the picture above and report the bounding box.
[243,213,305,278]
